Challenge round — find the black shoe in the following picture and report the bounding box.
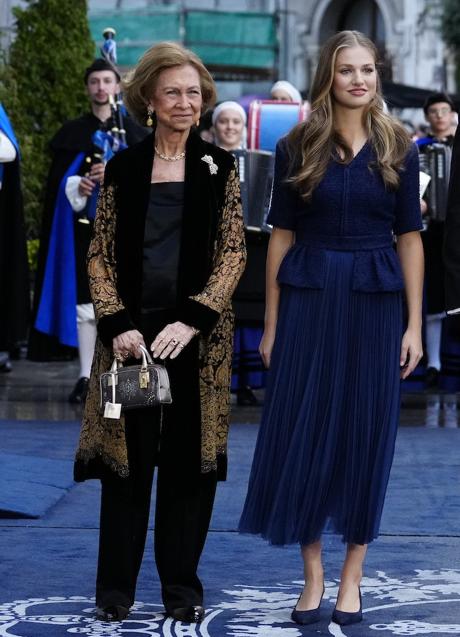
[237,386,259,406]
[332,588,362,626]
[170,605,205,623]
[68,377,89,404]
[96,605,129,622]
[291,587,325,625]
[425,367,440,388]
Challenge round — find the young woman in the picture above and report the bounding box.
[239,30,424,627]
[212,101,247,151]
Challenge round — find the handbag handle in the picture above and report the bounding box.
[110,344,154,373]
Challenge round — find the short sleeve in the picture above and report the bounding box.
[393,143,423,236]
[266,139,298,230]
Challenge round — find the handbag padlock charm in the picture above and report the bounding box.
[139,370,149,389]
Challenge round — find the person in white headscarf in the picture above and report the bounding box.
[270,80,302,103]
[212,101,247,151]
[212,101,266,406]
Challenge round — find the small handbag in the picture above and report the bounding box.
[100,345,172,419]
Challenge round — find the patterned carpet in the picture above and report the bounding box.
[0,420,459,636]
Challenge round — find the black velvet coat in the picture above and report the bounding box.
[444,124,460,311]
[74,129,246,482]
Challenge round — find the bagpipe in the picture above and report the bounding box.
[76,98,128,225]
[418,141,452,223]
[108,93,127,148]
[77,27,127,224]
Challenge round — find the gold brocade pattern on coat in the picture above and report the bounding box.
[75,168,246,478]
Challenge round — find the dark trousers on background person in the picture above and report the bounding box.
[95,408,217,613]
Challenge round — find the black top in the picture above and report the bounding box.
[141,181,184,311]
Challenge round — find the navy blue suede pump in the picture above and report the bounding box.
[332,588,363,626]
[291,587,325,625]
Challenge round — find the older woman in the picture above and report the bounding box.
[212,100,247,151]
[74,42,246,624]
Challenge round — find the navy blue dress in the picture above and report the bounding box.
[239,140,422,546]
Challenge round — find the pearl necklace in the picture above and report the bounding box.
[154,145,186,162]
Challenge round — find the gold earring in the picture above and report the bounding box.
[146,107,154,127]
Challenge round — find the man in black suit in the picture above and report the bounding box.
[444,120,460,314]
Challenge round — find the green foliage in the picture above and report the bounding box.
[442,0,460,87]
[27,238,39,272]
[0,0,94,241]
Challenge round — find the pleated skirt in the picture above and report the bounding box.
[238,250,402,546]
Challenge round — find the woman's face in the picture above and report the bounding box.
[271,88,293,102]
[214,109,245,150]
[332,45,377,110]
[149,64,203,133]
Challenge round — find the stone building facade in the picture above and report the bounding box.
[1,0,456,94]
[279,0,455,95]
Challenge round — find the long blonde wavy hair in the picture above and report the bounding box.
[287,30,411,200]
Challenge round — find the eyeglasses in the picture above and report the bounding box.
[427,107,452,117]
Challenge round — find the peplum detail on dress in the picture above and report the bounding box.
[353,248,404,292]
[277,234,404,293]
[277,244,327,289]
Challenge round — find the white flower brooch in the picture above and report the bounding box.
[201,155,218,175]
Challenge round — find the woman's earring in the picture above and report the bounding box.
[146,107,154,127]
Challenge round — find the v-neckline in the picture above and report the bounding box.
[335,141,368,165]
[350,140,368,162]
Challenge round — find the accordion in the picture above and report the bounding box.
[232,149,275,231]
[418,143,452,222]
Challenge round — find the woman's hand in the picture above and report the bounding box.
[400,328,423,379]
[151,321,199,360]
[259,328,276,369]
[113,330,145,361]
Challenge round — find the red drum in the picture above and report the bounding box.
[248,100,310,152]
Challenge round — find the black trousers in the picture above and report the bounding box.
[95,408,217,612]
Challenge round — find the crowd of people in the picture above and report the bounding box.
[1,27,460,628]
[1,59,458,401]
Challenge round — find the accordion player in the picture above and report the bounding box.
[416,92,457,388]
[418,142,452,223]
